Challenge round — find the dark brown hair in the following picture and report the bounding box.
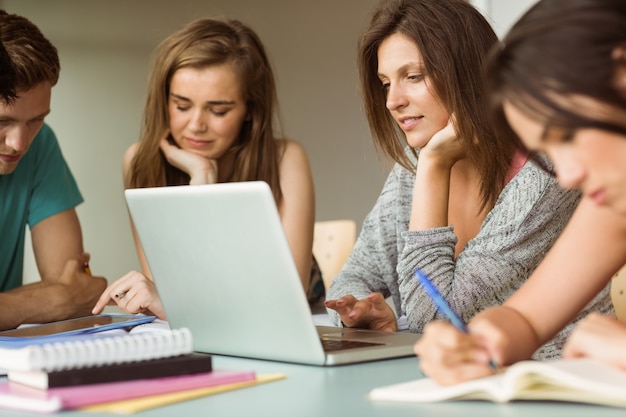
[487,0,626,165]
[359,0,514,210]
[0,10,59,104]
[128,18,284,203]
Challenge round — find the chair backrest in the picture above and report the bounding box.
[611,264,626,322]
[313,220,357,292]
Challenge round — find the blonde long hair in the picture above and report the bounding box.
[128,18,283,203]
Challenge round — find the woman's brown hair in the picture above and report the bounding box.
[487,0,626,168]
[358,0,515,210]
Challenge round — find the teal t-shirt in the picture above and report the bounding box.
[0,124,83,291]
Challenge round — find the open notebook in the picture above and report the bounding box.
[369,358,626,407]
[125,181,420,366]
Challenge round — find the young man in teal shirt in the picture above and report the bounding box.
[0,10,106,329]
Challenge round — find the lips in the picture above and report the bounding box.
[0,153,21,163]
[184,137,214,149]
[397,116,423,131]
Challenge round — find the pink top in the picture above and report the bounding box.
[504,150,528,186]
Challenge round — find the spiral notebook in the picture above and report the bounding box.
[0,326,193,372]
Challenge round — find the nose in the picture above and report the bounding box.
[385,83,408,111]
[551,149,585,190]
[188,109,208,133]
[4,125,30,152]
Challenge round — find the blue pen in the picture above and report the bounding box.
[414,268,498,371]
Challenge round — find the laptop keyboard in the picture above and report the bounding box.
[320,338,384,352]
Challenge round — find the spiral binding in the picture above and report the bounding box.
[21,328,193,372]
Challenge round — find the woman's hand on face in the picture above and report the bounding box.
[324,292,397,332]
[92,271,166,320]
[159,134,218,184]
[420,116,468,170]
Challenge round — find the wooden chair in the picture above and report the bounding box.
[313,220,357,292]
[610,264,626,322]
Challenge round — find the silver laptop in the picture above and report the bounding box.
[125,181,420,366]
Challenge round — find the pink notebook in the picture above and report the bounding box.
[0,369,256,413]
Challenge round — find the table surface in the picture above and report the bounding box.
[1,353,625,417]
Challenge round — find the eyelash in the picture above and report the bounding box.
[380,74,424,92]
[174,106,228,117]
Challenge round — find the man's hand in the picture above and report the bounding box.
[0,256,107,329]
[51,257,108,319]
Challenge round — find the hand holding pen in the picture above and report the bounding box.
[414,269,498,371]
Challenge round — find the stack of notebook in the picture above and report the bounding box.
[0,315,284,413]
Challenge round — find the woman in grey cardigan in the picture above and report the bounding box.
[324,0,613,360]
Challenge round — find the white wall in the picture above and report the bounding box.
[471,0,536,37]
[5,0,537,285]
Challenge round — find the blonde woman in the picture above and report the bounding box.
[94,18,319,318]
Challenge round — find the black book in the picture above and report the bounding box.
[8,352,213,389]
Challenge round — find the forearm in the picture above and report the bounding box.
[30,209,85,283]
[328,261,390,300]
[327,209,394,299]
[0,282,76,329]
[327,165,409,323]
[0,293,27,330]
[398,167,581,333]
[470,306,542,364]
[325,220,400,327]
[398,235,538,334]
[409,158,451,230]
[505,200,626,346]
